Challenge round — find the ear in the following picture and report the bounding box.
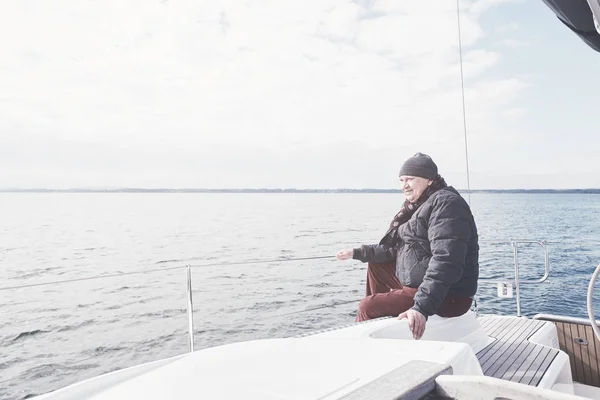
[428,180,433,186]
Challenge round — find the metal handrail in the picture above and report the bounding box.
[1,240,553,353]
[0,256,332,355]
[513,240,550,284]
[587,263,600,342]
[513,240,549,317]
[0,255,334,292]
[478,240,549,285]
[477,240,550,317]
[177,239,549,348]
[534,313,600,326]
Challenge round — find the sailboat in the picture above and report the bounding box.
[28,1,600,399]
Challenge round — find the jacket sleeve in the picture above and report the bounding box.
[352,244,397,264]
[411,198,471,319]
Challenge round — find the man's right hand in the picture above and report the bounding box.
[336,249,354,260]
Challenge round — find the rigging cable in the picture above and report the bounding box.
[456,0,472,206]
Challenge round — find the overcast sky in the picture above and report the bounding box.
[1,0,599,190]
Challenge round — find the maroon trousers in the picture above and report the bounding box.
[356,262,473,322]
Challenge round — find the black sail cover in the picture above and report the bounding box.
[542,0,600,52]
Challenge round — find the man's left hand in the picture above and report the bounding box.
[398,309,426,340]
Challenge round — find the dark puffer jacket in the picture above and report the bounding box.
[353,186,479,318]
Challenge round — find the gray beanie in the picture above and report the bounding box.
[399,152,438,180]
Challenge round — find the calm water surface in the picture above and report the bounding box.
[1,193,600,399]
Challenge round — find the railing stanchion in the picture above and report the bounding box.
[186,264,194,352]
[513,241,522,317]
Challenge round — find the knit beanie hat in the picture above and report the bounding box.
[399,152,438,180]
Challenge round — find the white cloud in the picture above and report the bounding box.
[0,0,534,188]
[469,0,523,17]
[495,38,531,48]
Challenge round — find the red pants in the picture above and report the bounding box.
[356,262,473,322]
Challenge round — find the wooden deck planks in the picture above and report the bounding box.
[477,316,559,386]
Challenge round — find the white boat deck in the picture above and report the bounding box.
[34,312,595,399]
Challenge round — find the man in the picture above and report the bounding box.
[336,152,479,339]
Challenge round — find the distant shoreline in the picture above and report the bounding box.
[2,188,600,194]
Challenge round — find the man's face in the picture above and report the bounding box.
[399,175,432,203]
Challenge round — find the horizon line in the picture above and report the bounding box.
[2,188,600,193]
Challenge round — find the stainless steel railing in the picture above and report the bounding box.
[477,240,550,317]
[0,240,554,351]
[186,264,194,352]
